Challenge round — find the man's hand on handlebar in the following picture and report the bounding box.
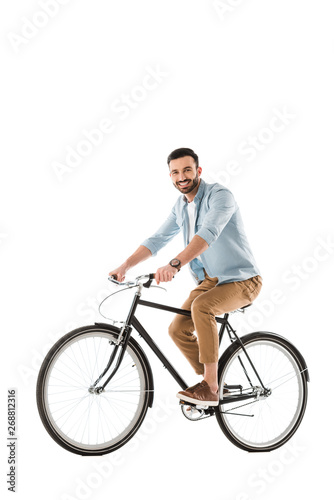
[154,264,178,285]
[109,263,178,286]
[108,264,129,283]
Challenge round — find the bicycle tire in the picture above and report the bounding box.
[36,325,152,456]
[215,332,308,452]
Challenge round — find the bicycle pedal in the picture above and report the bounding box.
[179,400,197,408]
[179,399,192,406]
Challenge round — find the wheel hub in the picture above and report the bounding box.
[88,386,104,394]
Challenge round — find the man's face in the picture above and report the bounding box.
[169,156,202,195]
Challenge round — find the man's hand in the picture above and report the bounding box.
[109,246,152,282]
[109,264,129,282]
[155,264,179,285]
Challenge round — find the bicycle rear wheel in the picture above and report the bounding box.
[215,333,308,452]
[37,326,151,455]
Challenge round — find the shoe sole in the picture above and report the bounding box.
[176,392,219,407]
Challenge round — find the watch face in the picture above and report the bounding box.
[170,259,180,267]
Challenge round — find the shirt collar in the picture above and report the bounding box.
[182,178,206,204]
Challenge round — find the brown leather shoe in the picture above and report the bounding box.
[180,381,230,396]
[177,380,219,406]
[182,381,203,394]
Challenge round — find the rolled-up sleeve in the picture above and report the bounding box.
[196,189,235,246]
[141,204,181,256]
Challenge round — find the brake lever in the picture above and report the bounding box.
[143,273,155,288]
[143,273,175,289]
[108,275,136,287]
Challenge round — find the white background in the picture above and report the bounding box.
[1,1,333,499]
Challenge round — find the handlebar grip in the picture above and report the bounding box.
[110,274,117,280]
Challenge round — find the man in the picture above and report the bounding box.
[109,147,262,406]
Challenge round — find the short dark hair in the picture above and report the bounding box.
[167,148,198,169]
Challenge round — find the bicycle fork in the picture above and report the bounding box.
[89,286,143,394]
[88,326,132,394]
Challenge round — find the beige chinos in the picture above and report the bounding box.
[168,270,262,375]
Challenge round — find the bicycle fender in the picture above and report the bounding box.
[94,321,122,335]
[218,331,310,382]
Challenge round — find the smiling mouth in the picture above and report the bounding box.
[178,180,191,187]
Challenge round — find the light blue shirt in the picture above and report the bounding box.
[141,178,261,285]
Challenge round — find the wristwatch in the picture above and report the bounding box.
[169,258,181,272]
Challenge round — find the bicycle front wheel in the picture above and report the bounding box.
[216,333,308,452]
[37,326,151,455]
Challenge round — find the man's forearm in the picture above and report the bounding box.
[175,235,209,267]
[154,235,209,285]
[109,245,152,282]
[124,245,152,269]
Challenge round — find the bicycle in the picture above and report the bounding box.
[36,273,309,455]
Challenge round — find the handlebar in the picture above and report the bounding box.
[108,273,156,288]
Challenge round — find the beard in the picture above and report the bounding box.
[174,173,200,194]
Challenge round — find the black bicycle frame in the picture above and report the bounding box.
[135,298,228,392]
[97,290,267,404]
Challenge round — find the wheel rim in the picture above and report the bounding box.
[42,331,147,451]
[219,339,306,449]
